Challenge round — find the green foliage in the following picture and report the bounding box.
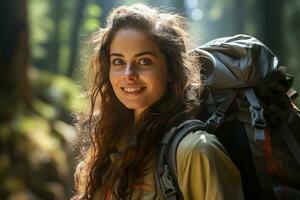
[29,0,52,60]
[0,69,87,199]
[83,3,102,33]
[28,0,104,76]
[0,112,72,199]
[206,1,224,21]
[30,68,87,113]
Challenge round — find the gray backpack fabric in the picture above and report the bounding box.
[156,34,300,200]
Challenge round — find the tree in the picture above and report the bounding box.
[233,0,245,33]
[99,0,117,27]
[50,0,62,73]
[0,0,31,121]
[255,0,285,64]
[1,1,77,199]
[68,0,87,77]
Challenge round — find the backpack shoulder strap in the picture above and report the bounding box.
[277,111,300,166]
[155,119,206,200]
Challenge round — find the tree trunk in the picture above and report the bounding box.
[257,0,285,64]
[67,0,86,77]
[233,0,245,33]
[51,0,62,72]
[99,1,116,27]
[0,0,31,122]
[174,0,185,15]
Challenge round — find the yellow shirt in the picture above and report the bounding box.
[95,130,244,200]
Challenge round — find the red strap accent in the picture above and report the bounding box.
[264,128,289,180]
[105,190,111,200]
[263,128,276,175]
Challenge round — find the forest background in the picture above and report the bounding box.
[1,0,300,199]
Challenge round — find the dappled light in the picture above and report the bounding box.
[1,0,299,199]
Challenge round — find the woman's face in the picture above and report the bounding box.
[109,28,169,119]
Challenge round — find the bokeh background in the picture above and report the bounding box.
[1,0,300,199]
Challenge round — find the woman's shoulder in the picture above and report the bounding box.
[175,130,244,200]
[176,130,230,162]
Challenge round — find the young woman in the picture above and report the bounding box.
[72,3,243,200]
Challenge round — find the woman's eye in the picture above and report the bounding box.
[138,58,152,65]
[111,58,124,65]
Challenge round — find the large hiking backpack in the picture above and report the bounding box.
[155,35,300,200]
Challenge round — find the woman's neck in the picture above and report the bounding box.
[134,108,145,123]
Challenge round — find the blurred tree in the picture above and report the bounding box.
[255,0,285,64]
[50,0,62,73]
[233,0,245,33]
[283,0,300,105]
[99,0,116,26]
[173,0,185,14]
[0,0,31,121]
[68,0,87,77]
[0,1,83,199]
[29,0,52,71]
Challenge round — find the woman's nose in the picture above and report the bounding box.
[124,63,138,80]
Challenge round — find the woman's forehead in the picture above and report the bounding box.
[110,28,161,55]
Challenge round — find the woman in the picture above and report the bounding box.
[72,3,243,200]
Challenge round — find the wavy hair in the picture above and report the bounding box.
[72,3,203,200]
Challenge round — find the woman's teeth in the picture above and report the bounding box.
[123,87,142,92]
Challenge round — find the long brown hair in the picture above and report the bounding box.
[72,3,203,200]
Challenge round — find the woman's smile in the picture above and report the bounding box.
[121,86,146,95]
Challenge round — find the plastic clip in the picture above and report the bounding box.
[250,106,266,129]
[160,165,177,197]
[206,111,225,132]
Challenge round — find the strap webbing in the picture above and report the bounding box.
[279,125,300,167]
[205,90,238,132]
[244,88,266,141]
[155,120,206,200]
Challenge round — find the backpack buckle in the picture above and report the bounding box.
[250,106,266,129]
[160,165,177,197]
[206,111,225,132]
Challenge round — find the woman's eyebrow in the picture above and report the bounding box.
[110,51,158,57]
[134,51,158,57]
[110,53,124,57]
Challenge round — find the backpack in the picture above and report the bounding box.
[155,34,300,200]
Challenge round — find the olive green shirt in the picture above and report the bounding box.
[94,131,244,199]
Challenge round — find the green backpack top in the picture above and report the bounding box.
[155,34,300,200]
